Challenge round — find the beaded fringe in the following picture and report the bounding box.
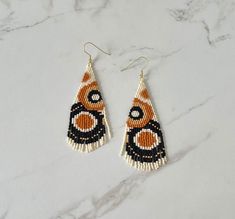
[67,134,108,153]
[122,151,167,171]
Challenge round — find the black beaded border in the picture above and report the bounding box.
[67,102,106,144]
[125,120,166,163]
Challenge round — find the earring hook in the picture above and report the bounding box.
[121,56,149,79]
[83,42,111,62]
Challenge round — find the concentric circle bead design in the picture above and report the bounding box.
[121,80,167,170]
[127,98,154,128]
[77,81,104,111]
[67,69,109,151]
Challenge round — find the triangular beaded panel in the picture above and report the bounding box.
[67,62,110,152]
[121,78,167,171]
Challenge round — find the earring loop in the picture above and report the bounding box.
[83,42,111,63]
[121,56,149,79]
[67,42,111,152]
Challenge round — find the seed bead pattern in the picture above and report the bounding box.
[67,61,110,152]
[120,78,167,171]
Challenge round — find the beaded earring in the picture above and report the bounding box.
[120,57,167,171]
[67,42,111,152]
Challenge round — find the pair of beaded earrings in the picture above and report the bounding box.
[67,42,167,171]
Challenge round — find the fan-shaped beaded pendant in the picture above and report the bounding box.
[120,74,167,171]
[67,60,110,152]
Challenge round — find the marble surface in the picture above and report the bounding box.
[0,0,235,218]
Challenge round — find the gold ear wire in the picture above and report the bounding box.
[121,56,149,79]
[83,42,111,63]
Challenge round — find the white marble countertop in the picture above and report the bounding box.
[0,0,235,218]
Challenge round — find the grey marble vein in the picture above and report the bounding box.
[200,20,232,46]
[117,46,182,61]
[0,0,110,35]
[169,0,235,23]
[53,199,85,219]
[159,48,182,59]
[117,46,182,70]
[117,46,155,56]
[55,132,213,219]
[201,20,215,46]
[169,132,212,164]
[0,15,52,33]
[74,0,110,13]
[201,20,231,45]
[213,34,232,43]
[168,0,207,22]
[169,0,235,45]
[166,95,214,125]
